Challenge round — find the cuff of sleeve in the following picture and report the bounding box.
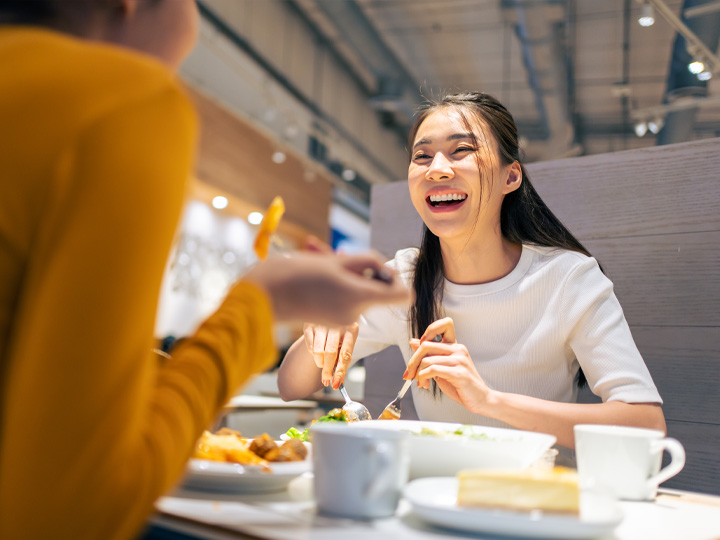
[192,281,278,404]
[604,389,663,405]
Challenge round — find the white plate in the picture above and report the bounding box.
[348,420,556,478]
[404,477,623,539]
[182,458,311,494]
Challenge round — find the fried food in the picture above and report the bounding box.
[249,433,278,458]
[194,428,308,465]
[194,430,268,467]
[253,196,285,260]
[265,439,308,462]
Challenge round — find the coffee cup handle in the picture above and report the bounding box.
[364,441,392,499]
[648,437,686,489]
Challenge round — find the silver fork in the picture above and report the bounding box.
[378,379,412,420]
[378,333,443,420]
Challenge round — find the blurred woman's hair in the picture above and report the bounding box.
[408,92,593,391]
[0,0,56,24]
[0,0,160,27]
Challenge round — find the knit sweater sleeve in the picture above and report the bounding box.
[560,256,662,404]
[0,84,276,540]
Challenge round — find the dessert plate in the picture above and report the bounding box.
[182,458,311,494]
[404,477,623,539]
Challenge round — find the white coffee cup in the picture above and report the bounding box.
[574,424,685,501]
[310,423,409,519]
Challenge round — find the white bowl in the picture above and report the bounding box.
[348,420,556,479]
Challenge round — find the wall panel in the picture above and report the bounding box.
[368,138,720,494]
[530,138,720,239]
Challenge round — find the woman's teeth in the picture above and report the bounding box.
[428,193,467,206]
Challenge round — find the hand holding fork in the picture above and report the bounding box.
[377,334,443,420]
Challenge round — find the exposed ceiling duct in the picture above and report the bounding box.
[502,0,581,160]
[292,0,422,137]
[656,0,720,145]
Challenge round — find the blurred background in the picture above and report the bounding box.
[155,0,720,347]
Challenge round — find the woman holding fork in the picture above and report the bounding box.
[278,92,666,450]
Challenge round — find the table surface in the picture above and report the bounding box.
[223,395,319,411]
[152,474,720,540]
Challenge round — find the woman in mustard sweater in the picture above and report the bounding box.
[0,2,409,539]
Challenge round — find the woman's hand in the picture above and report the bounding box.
[406,317,493,414]
[243,252,410,327]
[303,322,359,388]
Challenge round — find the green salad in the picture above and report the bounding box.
[284,408,351,442]
[285,426,310,442]
[414,424,492,440]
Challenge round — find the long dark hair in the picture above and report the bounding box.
[408,92,591,391]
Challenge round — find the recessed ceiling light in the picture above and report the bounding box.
[212,196,228,209]
[688,60,705,74]
[647,117,664,134]
[697,70,712,81]
[248,212,264,225]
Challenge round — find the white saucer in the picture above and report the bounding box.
[404,477,623,539]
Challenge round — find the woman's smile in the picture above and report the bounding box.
[425,189,469,212]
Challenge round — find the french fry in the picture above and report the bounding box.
[253,196,285,260]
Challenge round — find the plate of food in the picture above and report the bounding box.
[403,470,623,539]
[182,428,311,493]
[347,420,556,478]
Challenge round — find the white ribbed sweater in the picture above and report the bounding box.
[353,245,662,428]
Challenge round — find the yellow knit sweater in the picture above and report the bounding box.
[0,27,276,540]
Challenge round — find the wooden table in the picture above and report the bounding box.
[147,475,720,540]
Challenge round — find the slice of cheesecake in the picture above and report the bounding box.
[457,467,580,515]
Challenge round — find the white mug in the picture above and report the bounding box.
[310,423,409,519]
[574,424,685,501]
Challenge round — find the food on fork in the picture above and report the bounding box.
[284,408,355,442]
[253,196,285,261]
[457,467,580,515]
[378,408,400,420]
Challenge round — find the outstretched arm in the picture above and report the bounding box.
[406,318,666,449]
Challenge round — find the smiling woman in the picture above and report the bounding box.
[278,92,667,452]
[0,1,411,539]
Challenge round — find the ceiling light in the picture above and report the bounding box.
[248,212,263,225]
[212,196,228,210]
[647,117,664,134]
[634,121,648,137]
[284,124,299,138]
[271,151,286,164]
[638,3,655,26]
[697,70,712,81]
[341,168,356,182]
[688,60,705,74]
